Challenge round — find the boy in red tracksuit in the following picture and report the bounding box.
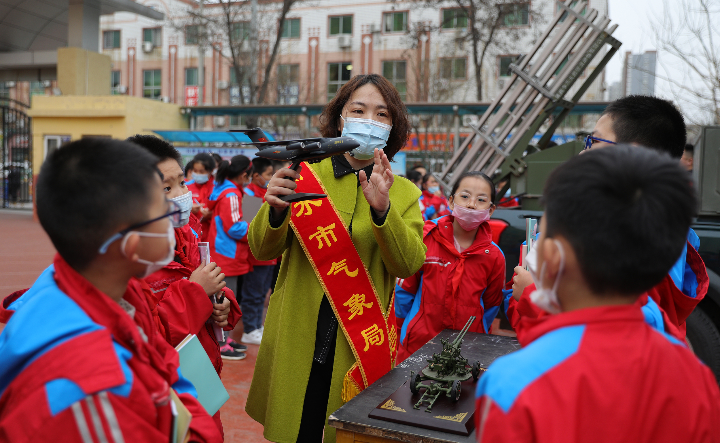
[127,135,245,433]
[0,138,222,443]
[187,153,217,241]
[239,157,276,345]
[208,155,253,351]
[396,172,505,362]
[420,173,450,221]
[476,146,720,443]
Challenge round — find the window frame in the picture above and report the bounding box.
[499,2,530,28]
[142,69,162,100]
[381,60,407,100]
[440,7,469,30]
[438,57,467,80]
[382,11,409,34]
[327,62,352,102]
[103,30,121,49]
[185,25,201,45]
[231,21,251,43]
[498,54,520,77]
[328,14,353,37]
[280,18,301,39]
[277,63,300,105]
[111,70,122,94]
[142,27,162,47]
[557,0,587,22]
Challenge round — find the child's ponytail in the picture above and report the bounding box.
[216,155,253,184]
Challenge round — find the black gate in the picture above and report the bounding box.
[0,98,32,209]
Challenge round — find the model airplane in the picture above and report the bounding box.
[230,128,361,203]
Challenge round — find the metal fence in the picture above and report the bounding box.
[1,99,33,209]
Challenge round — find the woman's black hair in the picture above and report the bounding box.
[192,153,216,175]
[216,155,252,184]
[211,153,223,167]
[450,171,496,204]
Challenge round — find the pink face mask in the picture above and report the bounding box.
[452,204,491,230]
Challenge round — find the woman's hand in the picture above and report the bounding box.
[359,149,394,219]
[265,166,301,218]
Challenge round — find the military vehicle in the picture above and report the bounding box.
[409,317,482,412]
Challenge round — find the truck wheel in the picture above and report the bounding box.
[686,306,720,382]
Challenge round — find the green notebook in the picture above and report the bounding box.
[175,334,230,416]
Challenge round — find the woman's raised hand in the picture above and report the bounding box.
[359,149,394,219]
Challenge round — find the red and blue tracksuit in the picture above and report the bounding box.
[208,180,251,277]
[475,304,720,443]
[0,256,222,443]
[419,190,450,221]
[395,216,505,362]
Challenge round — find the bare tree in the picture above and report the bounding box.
[651,0,720,124]
[399,0,545,101]
[170,0,304,108]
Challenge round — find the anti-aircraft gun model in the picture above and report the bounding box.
[408,317,483,412]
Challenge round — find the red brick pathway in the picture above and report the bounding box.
[0,209,268,443]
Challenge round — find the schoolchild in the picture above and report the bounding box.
[509,96,708,338]
[185,159,196,183]
[420,173,450,221]
[187,153,217,241]
[207,155,253,347]
[475,146,720,443]
[239,157,276,345]
[0,138,222,442]
[127,136,245,367]
[396,172,505,361]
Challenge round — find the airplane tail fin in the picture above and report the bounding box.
[229,128,274,143]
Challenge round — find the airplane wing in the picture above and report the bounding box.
[245,138,323,148]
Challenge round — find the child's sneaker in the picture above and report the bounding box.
[241,328,263,345]
[226,337,248,352]
[220,342,246,360]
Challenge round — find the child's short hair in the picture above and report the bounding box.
[127,135,182,167]
[543,145,696,295]
[193,153,216,173]
[251,157,272,176]
[602,96,686,158]
[36,138,160,270]
[406,170,422,183]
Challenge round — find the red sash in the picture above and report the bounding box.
[290,163,398,401]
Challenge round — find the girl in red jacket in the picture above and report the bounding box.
[395,171,506,362]
[208,155,253,334]
[420,173,451,220]
[187,153,216,241]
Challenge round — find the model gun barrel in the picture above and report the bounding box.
[451,316,476,347]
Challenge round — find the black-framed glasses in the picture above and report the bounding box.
[584,135,616,150]
[98,200,182,254]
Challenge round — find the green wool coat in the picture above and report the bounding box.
[245,157,426,443]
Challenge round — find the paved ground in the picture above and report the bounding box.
[0,209,268,443]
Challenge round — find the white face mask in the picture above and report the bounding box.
[170,191,192,228]
[121,222,176,278]
[527,239,565,314]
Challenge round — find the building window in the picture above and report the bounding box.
[558,0,587,21]
[329,15,352,36]
[185,25,201,45]
[327,62,352,101]
[499,55,519,77]
[0,83,10,99]
[111,71,122,94]
[185,68,198,86]
[30,81,46,97]
[103,30,121,49]
[229,68,251,104]
[382,60,407,100]
[143,28,162,46]
[231,22,250,42]
[440,57,466,80]
[442,8,468,29]
[281,18,300,39]
[143,69,162,99]
[500,3,529,27]
[277,64,300,104]
[383,11,408,33]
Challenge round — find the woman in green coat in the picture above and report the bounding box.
[245,74,427,442]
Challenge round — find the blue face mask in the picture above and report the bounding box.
[427,186,439,194]
[192,172,209,184]
[341,116,392,160]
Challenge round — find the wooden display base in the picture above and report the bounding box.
[368,376,478,436]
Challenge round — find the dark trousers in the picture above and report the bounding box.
[240,265,273,333]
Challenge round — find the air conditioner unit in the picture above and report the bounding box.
[338,35,352,49]
[217,80,229,90]
[498,79,506,89]
[117,85,128,94]
[142,41,154,53]
[462,115,479,127]
[213,116,226,127]
[369,23,380,34]
[42,80,52,88]
[6,81,16,88]
[160,96,170,103]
